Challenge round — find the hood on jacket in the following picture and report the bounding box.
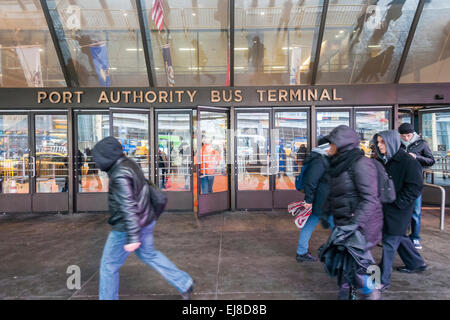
[372,130,401,163]
[91,136,124,172]
[324,125,359,153]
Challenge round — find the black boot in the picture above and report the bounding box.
[338,283,350,300]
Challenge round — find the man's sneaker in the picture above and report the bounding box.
[413,239,422,250]
[379,284,390,292]
[296,252,318,262]
[181,280,195,300]
[396,265,427,274]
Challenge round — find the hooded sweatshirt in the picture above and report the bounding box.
[401,132,420,149]
[91,136,125,172]
[372,130,401,164]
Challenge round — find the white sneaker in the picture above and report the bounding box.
[413,239,422,250]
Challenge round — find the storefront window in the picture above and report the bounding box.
[77,114,109,192]
[0,115,29,193]
[355,110,390,156]
[0,1,66,87]
[274,111,308,190]
[400,1,450,83]
[113,113,149,178]
[236,112,270,191]
[422,111,450,186]
[141,0,229,87]
[234,0,323,86]
[399,110,413,125]
[46,0,148,86]
[35,114,68,193]
[316,0,419,84]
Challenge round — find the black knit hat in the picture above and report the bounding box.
[398,122,415,134]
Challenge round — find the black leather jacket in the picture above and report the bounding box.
[107,156,153,244]
[92,136,153,244]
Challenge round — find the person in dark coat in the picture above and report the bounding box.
[319,125,383,300]
[372,130,427,292]
[398,122,435,250]
[92,136,194,300]
[296,138,334,262]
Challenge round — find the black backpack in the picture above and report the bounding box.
[146,179,168,219]
[348,157,396,204]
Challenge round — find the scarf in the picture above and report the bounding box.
[329,148,364,178]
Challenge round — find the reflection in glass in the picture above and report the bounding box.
[157,113,191,191]
[355,110,389,156]
[141,0,229,87]
[316,0,419,84]
[35,115,68,193]
[316,111,350,141]
[236,113,269,191]
[422,112,450,186]
[0,1,66,87]
[274,112,308,190]
[200,112,227,194]
[113,113,149,178]
[398,111,412,125]
[400,1,450,83]
[235,0,323,86]
[0,115,29,193]
[77,114,109,192]
[47,0,148,86]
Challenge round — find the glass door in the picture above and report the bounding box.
[74,111,110,212]
[156,111,193,211]
[354,108,391,156]
[235,111,272,209]
[0,112,69,213]
[316,109,351,141]
[0,113,31,212]
[197,107,230,216]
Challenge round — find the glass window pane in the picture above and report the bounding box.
[47,0,149,86]
[0,115,29,193]
[316,110,350,141]
[113,113,149,179]
[0,1,66,87]
[235,0,324,85]
[316,0,419,84]
[157,113,191,191]
[236,112,270,191]
[274,111,308,190]
[141,0,229,87]
[77,114,109,192]
[35,115,68,193]
[422,112,450,186]
[400,1,450,83]
[355,110,390,156]
[200,111,227,194]
[399,111,412,124]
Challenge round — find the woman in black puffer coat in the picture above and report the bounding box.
[319,125,383,300]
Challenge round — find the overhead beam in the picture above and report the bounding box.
[229,0,235,87]
[310,0,329,85]
[394,0,425,84]
[135,0,156,87]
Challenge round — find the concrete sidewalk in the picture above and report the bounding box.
[0,206,449,300]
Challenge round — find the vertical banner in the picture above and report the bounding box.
[162,44,175,87]
[15,46,43,87]
[289,46,302,85]
[89,43,110,87]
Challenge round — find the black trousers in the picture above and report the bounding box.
[380,233,426,285]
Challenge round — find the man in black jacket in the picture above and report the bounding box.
[398,123,435,250]
[373,130,427,291]
[92,136,194,300]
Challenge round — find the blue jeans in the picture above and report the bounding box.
[201,176,214,194]
[296,214,334,255]
[99,220,193,300]
[410,194,422,241]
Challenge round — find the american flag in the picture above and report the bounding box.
[152,0,164,31]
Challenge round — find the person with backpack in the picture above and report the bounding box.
[372,130,427,292]
[318,125,383,300]
[398,123,435,250]
[91,136,194,300]
[295,138,334,262]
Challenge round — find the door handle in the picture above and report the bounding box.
[30,156,36,178]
